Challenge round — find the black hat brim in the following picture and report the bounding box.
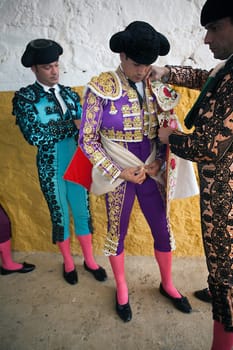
[21,39,63,67]
[109,21,170,65]
[201,0,233,26]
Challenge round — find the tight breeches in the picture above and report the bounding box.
[105,176,171,256]
[0,205,11,243]
[37,137,91,243]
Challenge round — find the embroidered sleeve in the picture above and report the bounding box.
[12,91,77,147]
[79,89,122,182]
[167,65,209,90]
[169,73,233,162]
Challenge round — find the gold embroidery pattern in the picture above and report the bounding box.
[131,101,141,114]
[104,182,127,256]
[121,104,131,115]
[82,91,121,180]
[101,129,143,142]
[82,68,161,179]
[88,72,121,99]
[121,101,141,117]
[109,101,118,115]
[123,115,142,131]
[144,86,159,139]
[114,67,158,140]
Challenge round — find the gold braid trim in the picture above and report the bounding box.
[87,71,122,100]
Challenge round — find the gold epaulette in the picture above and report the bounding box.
[87,71,122,100]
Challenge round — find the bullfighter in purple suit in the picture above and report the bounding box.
[78,21,192,322]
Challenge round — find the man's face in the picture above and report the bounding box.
[120,53,151,82]
[31,61,59,86]
[204,17,233,60]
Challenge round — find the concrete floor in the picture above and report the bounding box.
[0,253,212,350]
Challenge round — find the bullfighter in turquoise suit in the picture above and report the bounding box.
[12,39,107,285]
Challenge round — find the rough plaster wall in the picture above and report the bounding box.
[0,0,216,91]
[0,0,213,256]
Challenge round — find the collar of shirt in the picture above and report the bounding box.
[135,81,144,98]
[36,81,67,113]
[119,66,145,98]
[36,81,60,93]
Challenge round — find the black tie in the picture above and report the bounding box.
[128,79,143,108]
[49,88,63,115]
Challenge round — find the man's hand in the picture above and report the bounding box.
[158,127,173,144]
[119,166,146,184]
[74,119,81,129]
[149,65,170,82]
[145,160,162,177]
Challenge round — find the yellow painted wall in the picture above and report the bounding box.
[0,86,203,256]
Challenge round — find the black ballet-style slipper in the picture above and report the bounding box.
[194,288,212,303]
[1,262,35,275]
[115,293,132,322]
[159,283,192,313]
[63,264,78,285]
[83,261,107,282]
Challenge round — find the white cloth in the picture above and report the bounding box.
[90,134,156,195]
[91,133,199,199]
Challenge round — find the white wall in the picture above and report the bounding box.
[0,0,217,91]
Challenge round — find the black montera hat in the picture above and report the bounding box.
[201,0,233,26]
[21,39,63,67]
[109,21,170,65]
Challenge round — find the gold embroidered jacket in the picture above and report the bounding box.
[79,66,166,182]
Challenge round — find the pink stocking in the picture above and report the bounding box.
[211,320,233,350]
[154,249,181,298]
[0,240,22,270]
[57,238,74,273]
[77,234,98,270]
[109,251,128,305]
